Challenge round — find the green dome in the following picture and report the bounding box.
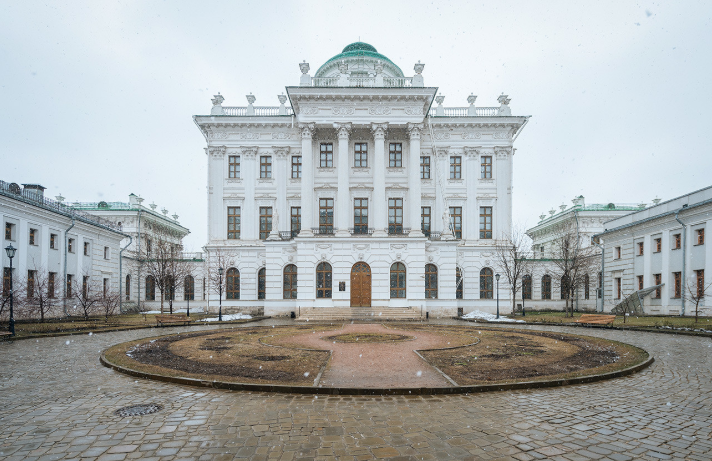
[315,42,404,77]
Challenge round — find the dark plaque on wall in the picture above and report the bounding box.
[339,281,346,291]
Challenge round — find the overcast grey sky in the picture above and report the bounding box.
[2,1,711,249]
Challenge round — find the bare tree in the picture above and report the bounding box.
[99,287,121,321]
[548,220,599,317]
[21,268,58,323]
[494,226,537,315]
[206,248,236,303]
[72,274,102,320]
[135,224,190,314]
[684,276,712,323]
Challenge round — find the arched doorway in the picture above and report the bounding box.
[350,262,371,307]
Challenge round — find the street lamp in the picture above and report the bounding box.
[4,244,16,336]
[218,267,224,322]
[186,276,191,318]
[495,273,501,319]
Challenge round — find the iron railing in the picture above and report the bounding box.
[222,106,294,116]
[428,107,500,117]
[312,227,336,235]
[349,227,374,235]
[311,76,414,87]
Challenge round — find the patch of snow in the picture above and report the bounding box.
[199,313,252,322]
[461,310,524,322]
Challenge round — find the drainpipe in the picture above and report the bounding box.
[675,209,687,316]
[63,216,75,316]
[119,235,133,314]
[136,207,142,311]
[592,236,605,313]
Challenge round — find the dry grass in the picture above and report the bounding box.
[516,311,712,329]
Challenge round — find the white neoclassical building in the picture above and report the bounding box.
[195,42,529,317]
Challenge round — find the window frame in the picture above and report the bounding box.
[27,270,36,298]
[449,156,462,179]
[291,207,301,238]
[479,207,492,239]
[184,275,194,301]
[637,241,644,256]
[260,155,272,178]
[354,142,368,168]
[353,198,369,234]
[319,198,334,234]
[48,272,56,298]
[316,262,332,298]
[420,156,430,179]
[449,206,462,239]
[29,228,37,246]
[480,268,493,299]
[228,155,240,178]
[389,143,402,167]
[388,198,403,234]
[421,206,431,237]
[50,233,57,250]
[259,207,273,240]
[522,274,532,300]
[258,268,266,300]
[226,268,240,300]
[696,269,705,298]
[4,222,13,241]
[145,276,155,301]
[654,273,662,298]
[390,262,406,298]
[654,238,662,253]
[541,274,551,300]
[481,155,492,179]
[673,272,681,298]
[227,206,241,239]
[456,267,464,299]
[615,246,621,259]
[291,155,302,179]
[673,233,681,250]
[83,241,89,256]
[425,264,438,299]
[283,264,298,299]
[697,228,705,245]
[637,275,644,291]
[320,143,333,168]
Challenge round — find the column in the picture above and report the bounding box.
[208,146,226,241]
[494,147,513,240]
[464,147,480,241]
[407,123,424,237]
[336,123,352,236]
[269,147,289,240]
[371,123,388,236]
[241,147,257,240]
[436,148,453,239]
[298,124,315,237]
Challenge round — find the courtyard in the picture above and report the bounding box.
[1,319,711,460]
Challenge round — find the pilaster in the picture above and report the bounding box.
[407,123,424,237]
[464,147,480,242]
[372,123,388,236]
[241,147,258,240]
[335,123,352,237]
[298,124,315,237]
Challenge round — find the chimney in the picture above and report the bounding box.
[22,184,46,200]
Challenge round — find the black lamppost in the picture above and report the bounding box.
[495,273,501,319]
[5,244,16,336]
[218,267,224,322]
[186,277,191,318]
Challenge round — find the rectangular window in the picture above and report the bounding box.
[615,246,621,259]
[48,272,56,298]
[260,155,272,178]
[673,272,681,298]
[27,270,36,298]
[291,156,302,178]
[420,156,430,179]
[83,241,89,256]
[228,155,240,178]
[389,143,402,167]
[654,238,662,253]
[4,222,12,240]
[103,278,109,298]
[354,143,368,168]
[388,198,403,234]
[259,207,273,240]
[320,143,333,168]
[615,277,622,299]
[2,267,10,296]
[637,275,644,291]
[481,156,492,179]
[673,233,681,249]
[697,269,705,298]
[291,207,301,238]
[104,247,109,259]
[50,233,57,249]
[68,239,74,253]
[421,206,431,237]
[697,228,705,245]
[82,276,89,299]
[450,156,462,179]
[637,242,644,256]
[654,273,662,298]
[479,207,492,239]
[449,206,462,239]
[319,199,334,234]
[353,198,369,234]
[146,238,152,256]
[29,228,37,245]
[227,207,241,239]
[66,274,73,297]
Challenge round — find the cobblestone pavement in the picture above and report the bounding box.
[1,320,711,461]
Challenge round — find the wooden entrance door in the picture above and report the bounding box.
[350,262,371,307]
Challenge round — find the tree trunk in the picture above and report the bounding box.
[159,289,164,314]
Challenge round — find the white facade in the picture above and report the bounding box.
[71,194,207,312]
[596,186,712,316]
[195,42,529,317]
[1,181,124,317]
[525,196,646,312]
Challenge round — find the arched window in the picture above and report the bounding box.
[390,263,406,298]
[283,264,297,299]
[425,264,438,299]
[258,268,266,300]
[145,276,155,301]
[316,262,332,298]
[542,275,551,299]
[480,268,493,299]
[584,274,590,300]
[226,268,240,299]
[125,274,131,300]
[165,277,175,301]
[184,275,194,300]
[522,275,532,300]
[561,275,569,300]
[456,267,464,299]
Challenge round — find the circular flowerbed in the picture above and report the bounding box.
[102,324,651,393]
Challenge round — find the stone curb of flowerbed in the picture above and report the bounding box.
[0,317,269,342]
[456,317,712,338]
[100,342,654,396]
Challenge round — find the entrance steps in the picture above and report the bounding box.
[297,307,424,322]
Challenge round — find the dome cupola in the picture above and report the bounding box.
[315,42,404,78]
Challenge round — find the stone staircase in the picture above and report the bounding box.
[297,307,424,322]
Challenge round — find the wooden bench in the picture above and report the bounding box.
[574,314,616,325]
[155,314,192,327]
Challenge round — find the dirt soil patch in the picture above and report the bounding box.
[323,333,414,343]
